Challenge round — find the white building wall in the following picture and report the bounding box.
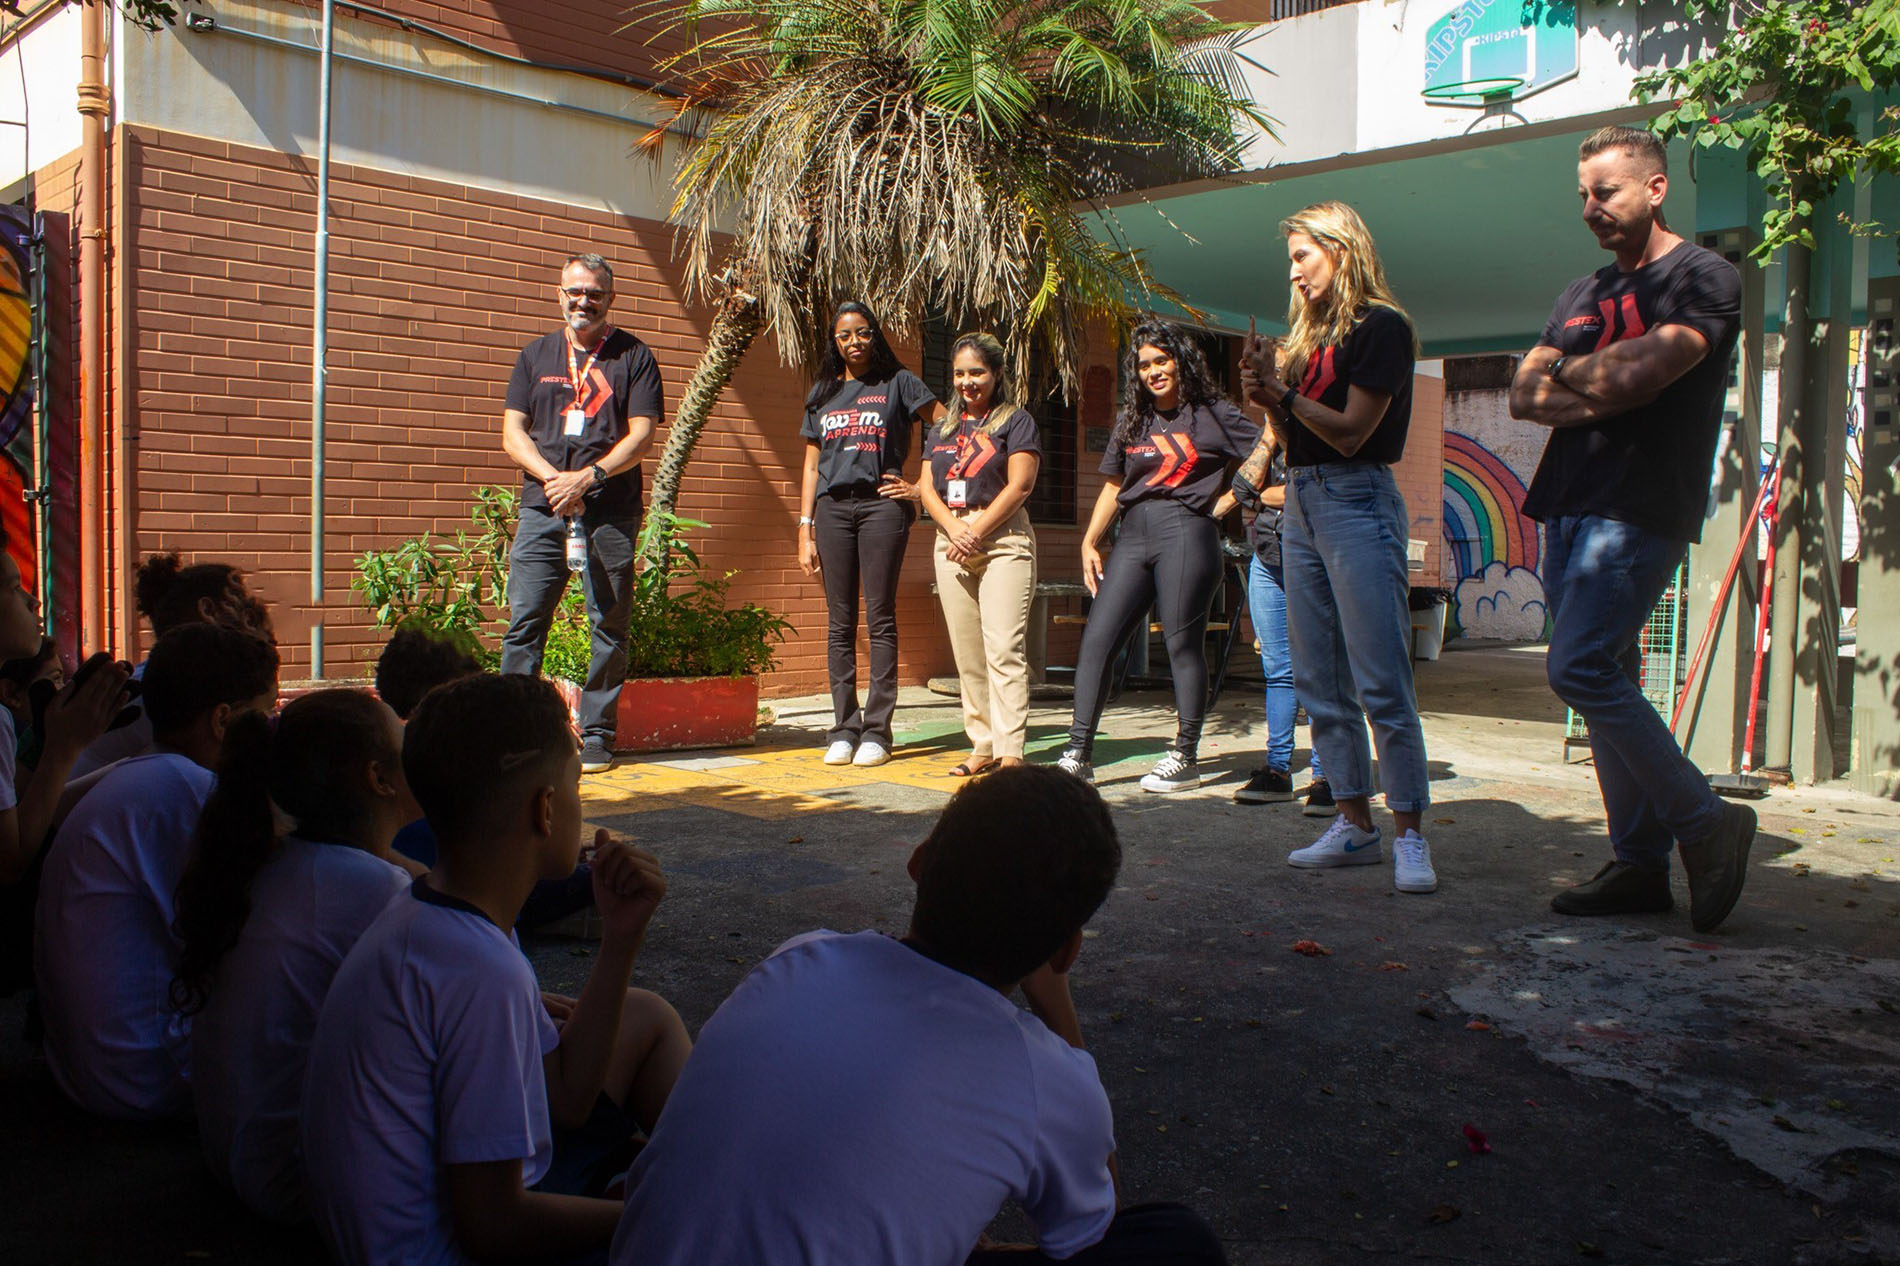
[1244,0,1689,173]
[0,3,84,191]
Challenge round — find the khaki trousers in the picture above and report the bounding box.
[932,507,1037,760]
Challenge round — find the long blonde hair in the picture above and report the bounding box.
[1279,201,1418,380]
[939,332,1022,436]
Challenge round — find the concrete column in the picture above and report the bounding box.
[1852,278,1900,798]
[1679,227,1763,772]
[1791,202,1854,784]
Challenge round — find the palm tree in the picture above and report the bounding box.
[635,0,1272,567]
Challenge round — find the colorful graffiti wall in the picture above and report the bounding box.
[1441,388,1550,641]
[0,206,37,602]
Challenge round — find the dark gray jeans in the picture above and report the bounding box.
[501,505,638,743]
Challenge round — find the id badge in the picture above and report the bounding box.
[946,479,967,508]
[564,408,587,437]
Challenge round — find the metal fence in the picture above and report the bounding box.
[1270,0,1363,18]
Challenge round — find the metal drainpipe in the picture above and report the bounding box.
[76,0,108,651]
[310,0,336,679]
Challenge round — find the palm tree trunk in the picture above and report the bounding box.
[641,283,767,571]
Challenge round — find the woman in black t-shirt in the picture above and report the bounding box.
[797,302,944,767]
[918,332,1042,776]
[1055,321,1259,792]
[1240,199,1436,894]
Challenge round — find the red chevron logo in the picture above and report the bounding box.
[1300,346,1337,401]
[1159,432,1198,488]
[953,432,998,480]
[575,366,611,417]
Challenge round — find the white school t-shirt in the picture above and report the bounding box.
[34,750,212,1118]
[191,837,410,1222]
[611,929,1118,1266]
[302,880,561,1266]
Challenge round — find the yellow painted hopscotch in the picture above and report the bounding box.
[581,735,977,822]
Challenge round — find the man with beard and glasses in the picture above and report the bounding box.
[500,253,664,773]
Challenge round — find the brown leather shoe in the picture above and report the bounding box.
[1550,860,1673,916]
[1679,802,1757,933]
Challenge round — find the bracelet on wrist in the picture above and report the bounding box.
[1278,386,1299,415]
[797,515,815,527]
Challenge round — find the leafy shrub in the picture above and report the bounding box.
[353,489,786,683]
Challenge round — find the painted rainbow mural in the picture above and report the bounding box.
[1442,430,1539,579]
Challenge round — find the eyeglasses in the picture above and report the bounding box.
[561,286,609,302]
[835,329,877,344]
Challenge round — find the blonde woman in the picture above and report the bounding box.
[918,333,1041,775]
[1239,200,1437,894]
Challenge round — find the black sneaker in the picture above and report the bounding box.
[1140,749,1201,793]
[580,736,615,773]
[1053,748,1094,783]
[1301,779,1335,817]
[1550,860,1673,917]
[1234,767,1295,804]
[1679,802,1756,932]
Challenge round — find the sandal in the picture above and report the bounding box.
[947,757,999,778]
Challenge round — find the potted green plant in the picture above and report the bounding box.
[353,489,787,752]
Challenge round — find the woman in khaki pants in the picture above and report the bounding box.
[918,333,1042,775]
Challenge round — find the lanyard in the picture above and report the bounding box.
[566,326,612,403]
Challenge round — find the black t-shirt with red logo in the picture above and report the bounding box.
[800,370,938,495]
[1104,398,1259,515]
[505,327,665,518]
[926,409,1042,510]
[1522,241,1741,543]
[1284,305,1415,468]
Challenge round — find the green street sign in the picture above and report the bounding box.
[1422,0,1579,103]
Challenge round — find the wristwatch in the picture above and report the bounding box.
[797,515,815,527]
[1547,356,1569,385]
[1278,385,1299,414]
[590,463,608,486]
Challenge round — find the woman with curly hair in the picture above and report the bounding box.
[1241,200,1436,894]
[1054,321,1258,792]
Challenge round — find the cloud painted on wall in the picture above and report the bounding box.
[1454,560,1548,641]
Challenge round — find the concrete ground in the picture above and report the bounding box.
[4,642,1898,1264]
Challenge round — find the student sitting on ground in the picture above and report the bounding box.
[70,550,275,780]
[172,688,422,1222]
[610,764,1226,1266]
[374,627,596,930]
[302,673,690,1266]
[34,624,280,1118]
[0,552,131,1001]
[0,637,65,776]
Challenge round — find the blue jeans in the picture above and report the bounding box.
[1543,514,1724,867]
[1283,463,1428,812]
[502,506,637,743]
[1246,555,1323,782]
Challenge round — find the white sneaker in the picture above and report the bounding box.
[1287,815,1382,869]
[823,740,855,765]
[1393,830,1438,893]
[852,740,892,767]
[1139,749,1201,794]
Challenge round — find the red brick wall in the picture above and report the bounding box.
[114,124,1112,697]
[320,0,690,85]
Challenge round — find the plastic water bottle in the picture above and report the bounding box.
[565,517,587,573]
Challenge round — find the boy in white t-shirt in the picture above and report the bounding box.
[302,673,690,1266]
[33,623,280,1118]
[611,765,1227,1266]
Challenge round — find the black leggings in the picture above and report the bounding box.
[1067,499,1222,758]
[815,489,913,747]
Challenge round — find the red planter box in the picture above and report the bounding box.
[550,675,760,753]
